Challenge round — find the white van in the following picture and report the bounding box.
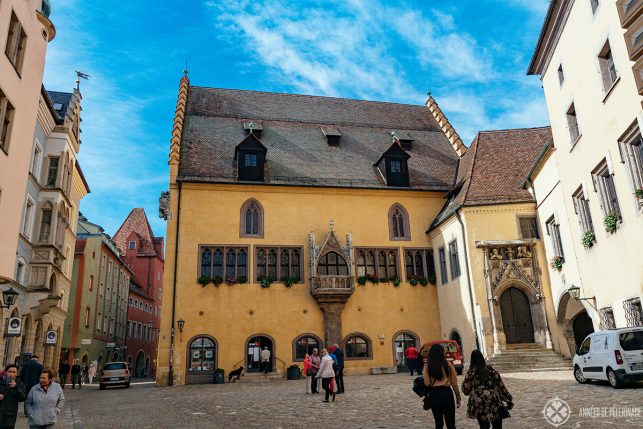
[573,328,643,388]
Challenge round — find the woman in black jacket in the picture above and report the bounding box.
[0,364,27,429]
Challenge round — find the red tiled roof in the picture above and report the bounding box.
[464,127,552,205]
[430,127,552,229]
[113,208,159,257]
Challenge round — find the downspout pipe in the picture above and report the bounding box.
[168,181,182,386]
[455,210,480,350]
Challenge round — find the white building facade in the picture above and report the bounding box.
[528,0,643,347]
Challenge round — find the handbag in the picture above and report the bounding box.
[423,378,436,411]
[498,405,511,419]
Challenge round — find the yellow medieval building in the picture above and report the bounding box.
[156,74,569,386]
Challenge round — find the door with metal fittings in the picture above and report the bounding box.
[500,287,535,343]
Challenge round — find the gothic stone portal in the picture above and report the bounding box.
[477,240,551,352]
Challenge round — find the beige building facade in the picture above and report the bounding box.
[528,0,643,348]
[0,0,54,285]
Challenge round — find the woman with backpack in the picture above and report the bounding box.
[461,350,513,429]
[423,343,460,429]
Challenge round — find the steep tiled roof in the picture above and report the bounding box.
[113,208,159,257]
[178,87,460,191]
[430,127,552,230]
[47,90,73,119]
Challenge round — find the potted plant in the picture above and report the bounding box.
[427,274,437,285]
[581,230,596,248]
[286,364,300,380]
[419,277,429,287]
[603,212,618,234]
[635,189,643,208]
[213,368,225,384]
[409,276,418,286]
[550,255,564,271]
[225,277,237,285]
[237,276,247,284]
[198,274,212,287]
[366,274,378,285]
[212,276,223,286]
[391,277,401,287]
[357,275,367,285]
[259,276,274,288]
[281,276,296,288]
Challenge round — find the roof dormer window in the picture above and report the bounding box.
[321,126,341,146]
[243,121,263,139]
[374,141,411,187]
[244,153,257,167]
[235,133,267,182]
[398,133,413,150]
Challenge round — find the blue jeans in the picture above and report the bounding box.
[407,359,418,375]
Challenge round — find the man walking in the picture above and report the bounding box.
[405,344,419,376]
[20,356,43,416]
[332,343,345,394]
[70,360,81,389]
[57,361,70,389]
[260,347,271,375]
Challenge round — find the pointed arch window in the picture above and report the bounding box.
[388,204,410,241]
[240,198,264,238]
[317,252,348,276]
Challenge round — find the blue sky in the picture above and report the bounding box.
[43,0,550,239]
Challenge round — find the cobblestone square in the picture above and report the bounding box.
[14,371,643,429]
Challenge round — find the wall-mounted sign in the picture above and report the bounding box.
[81,339,92,345]
[6,317,21,336]
[45,331,57,345]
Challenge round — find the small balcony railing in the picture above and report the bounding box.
[311,276,354,293]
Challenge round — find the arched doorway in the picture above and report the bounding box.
[186,336,217,384]
[393,331,418,372]
[246,335,274,373]
[499,287,535,343]
[450,330,463,357]
[145,357,150,376]
[33,322,43,359]
[135,351,145,377]
[572,311,594,349]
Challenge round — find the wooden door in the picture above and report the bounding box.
[500,287,535,343]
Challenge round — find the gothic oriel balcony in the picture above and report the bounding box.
[310,275,354,303]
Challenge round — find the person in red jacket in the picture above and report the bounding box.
[303,353,313,395]
[405,345,420,376]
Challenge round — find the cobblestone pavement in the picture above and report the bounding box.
[14,372,643,429]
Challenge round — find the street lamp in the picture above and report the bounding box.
[177,318,185,333]
[0,287,18,309]
[568,285,596,310]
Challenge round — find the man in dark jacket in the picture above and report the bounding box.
[20,356,42,416]
[58,361,70,389]
[71,360,81,389]
[19,356,42,394]
[332,343,345,394]
[0,364,27,428]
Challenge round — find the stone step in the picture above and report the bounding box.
[239,371,283,381]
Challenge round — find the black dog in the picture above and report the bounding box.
[228,366,244,382]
